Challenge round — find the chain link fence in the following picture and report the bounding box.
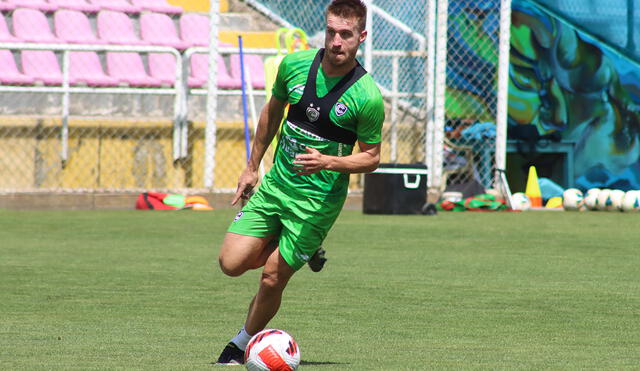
[0,0,510,197]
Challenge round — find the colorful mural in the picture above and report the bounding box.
[509,0,640,190]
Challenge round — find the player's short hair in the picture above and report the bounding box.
[326,0,367,32]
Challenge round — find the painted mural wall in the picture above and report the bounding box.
[509,0,640,190]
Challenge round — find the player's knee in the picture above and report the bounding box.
[260,272,286,291]
[218,254,246,277]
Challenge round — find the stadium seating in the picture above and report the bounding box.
[0,50,35,85]
[147,52,177,86]
[49,0,100,13]
[6,0,57,12]
[69,51,119,86]
[188,53,240,89]
[97,10,148,45]
[179,13,209,47]
[230,54,266,89]
[0,2,16,12]
[131,0,182,15]
[106,52,163,87]
[88,0,141,14]
[0,12,19,42]
[54,9,105,44]
[140,13,189,50]
[21,50,63,85]
[13,8,61,43]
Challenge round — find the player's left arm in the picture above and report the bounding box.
[293,141,380,175]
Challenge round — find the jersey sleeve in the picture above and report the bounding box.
[271,55,291,102]
[356,90,385,143]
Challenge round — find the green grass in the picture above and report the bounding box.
[1,209,639,370]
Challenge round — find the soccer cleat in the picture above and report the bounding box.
[215,342,245,365]
[307,247,327,272]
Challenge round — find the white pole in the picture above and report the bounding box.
[365,0,373,72]
[425,0,436,186]
[431,0,448,194]
[204,0,220,188]
[495,0,512,187]
[61,50,70,165]
[390,56,398,162]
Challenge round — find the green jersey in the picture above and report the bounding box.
[269,48,385,200]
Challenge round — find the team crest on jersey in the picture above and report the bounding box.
[233,211,243,222]
[335,102,348,117]
[306,103,320,122]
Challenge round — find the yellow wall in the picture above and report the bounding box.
[166,0,228,13]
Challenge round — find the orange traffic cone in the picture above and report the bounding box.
[525,166,543,208]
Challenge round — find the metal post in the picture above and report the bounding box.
[204,0,220,188]
[425,0,437,186]
[365,0,373,72]
[494,0,512,187]
[61,50,70,166]
[390,56,398,162]
[431,0,448,194]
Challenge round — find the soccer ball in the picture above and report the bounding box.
[621,190,640,212]
[583,188,600,210]
[511,192,531,211]
[245,329,300,371]
[595,189,612,211]
[562,188,583,211]
[609,189,626,211]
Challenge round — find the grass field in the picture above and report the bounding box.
[1,208,639,370]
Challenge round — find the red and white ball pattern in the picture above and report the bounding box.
[245,329,300,371]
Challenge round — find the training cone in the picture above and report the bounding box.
[525,166,543,208]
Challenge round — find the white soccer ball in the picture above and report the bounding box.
[511,192,531,211]
[245,329,300,371]
[621,190,640,212]
[562,188,584,211]
[609,190,626,211]
[583,188,600,210]
[596,189,612,211]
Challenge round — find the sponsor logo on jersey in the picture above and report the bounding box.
[335,102,348,116]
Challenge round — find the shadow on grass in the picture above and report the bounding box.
[301,360,349,366]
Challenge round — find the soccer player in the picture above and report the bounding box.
[215,0,385,365]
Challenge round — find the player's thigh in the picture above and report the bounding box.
[219,233,275,271]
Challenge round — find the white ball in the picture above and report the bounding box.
[609,190,626,211]
[245,329,300,371]
[621,190,640,212]
[596,189,612,211]
[583,188,600,210]
[511,192,531,211]
[562,188,584,211]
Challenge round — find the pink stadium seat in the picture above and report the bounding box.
[188,53,240,89]
[13,8,61,43]
[21,50,63,85]
[179,13,208,47]
[97,10,147,45]
[55,9,105,44]
[0,2,17,12]
[147,53,176,86]
[106,52,163,87]
[230,54,266,89]
[49,0,100,13]
[6,0,57,12]
[88,0,141,14]
[0,50,35,85]
[69,51,119,86]
[0,12,19,42]
[131,0,182,15]
[140,13,189,50]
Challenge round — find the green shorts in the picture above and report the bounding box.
[227,175,345,270]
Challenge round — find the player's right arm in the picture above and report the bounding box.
[232,96,287,205]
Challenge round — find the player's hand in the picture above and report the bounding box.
[231,168,258,205]
[293,146,327,176]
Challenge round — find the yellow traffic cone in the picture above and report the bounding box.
[525,166,543,208]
